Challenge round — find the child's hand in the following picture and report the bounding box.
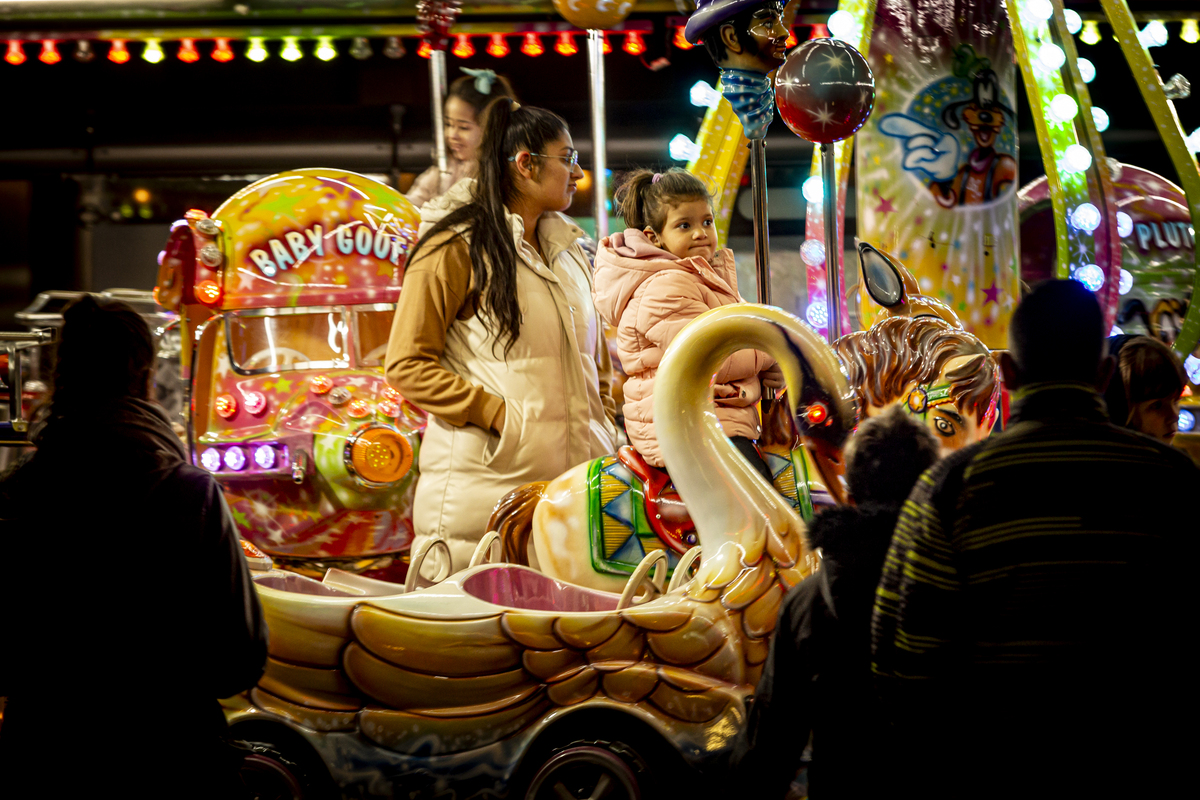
[761,363,786,390]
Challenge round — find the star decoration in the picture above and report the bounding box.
[982,282,1000,305]
[377,262,394,278]
[874,195,897,216]
[262,377,294,394]
[819,49,848,76]
[808,103,836,128]
[858,88,872,109]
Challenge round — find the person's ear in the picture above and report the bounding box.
[998,350,1022,392]
[643,227,661,247]
[1096,354,1116,393]
[719,23,743,55]
[512,151,535,180]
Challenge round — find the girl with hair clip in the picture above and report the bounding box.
[406,68,517,209]
[593,168,781,480]
[386,98,618,571]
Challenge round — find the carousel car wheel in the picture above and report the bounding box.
[230,727,337,800]
[523,742,644,800]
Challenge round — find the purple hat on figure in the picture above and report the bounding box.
[684,0,771,44]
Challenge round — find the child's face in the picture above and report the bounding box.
[444,97,481,162]
[1128,394,1182,442]
[647,199,716,261]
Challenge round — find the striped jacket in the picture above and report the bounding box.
[869,383,1197,793]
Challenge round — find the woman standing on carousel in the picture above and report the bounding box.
[386,98,618,571]
[405,68,517,208]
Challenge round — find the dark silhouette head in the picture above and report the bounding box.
[1005,279,1106,387]
[844,405,941,506]
[53,295,154,414]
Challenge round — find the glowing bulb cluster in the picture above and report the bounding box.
[1027,0,1053,22]
[521,33,544,57]
[1186,355,1200,385]
[690,80,721,109]
[1074,264,1104,292]
[1062,144,1092,173]
[806,299,829,328]
[802,175,824,204]
[1063,9,1083,35]
[1116,212,1133,238]
[1080,21,1102,46]
[254,445,277,469]
[281,37,302,62]
[142,39,164,64]
[1180,409,1196,433]
[316,36,338,61]
[1183,20,1200,45]
[487,33,509,57]
[1038,42,1064,71]
[224,446,247,471]
[668,133,700,162]
[1070,203,1102,232]
[1049,94,1078,122]
[827,10,858,42]
[1118,269,1134,296]
[1091,107,1110,132]
[246,37,268,62]
[1140,20,1168,49]
[800,239,826,267]
[1077,58,1095,83]
[554,32,577,56]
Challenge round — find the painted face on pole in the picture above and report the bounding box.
[686,0,789,74]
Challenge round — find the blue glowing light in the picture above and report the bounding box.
[200,447,222,472]
[802,175,824,204]
[254,445,276,469]
[1074,263,1104,292]
[1179,409,1196,433]
[224,446,247,471]
[806,299,829,328]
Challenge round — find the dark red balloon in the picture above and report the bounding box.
[775,38,876,144]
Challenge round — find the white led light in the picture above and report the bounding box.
[1185,355,1200,385]
[1064,9,1083,35]
[1077,57,1095,83]
[1110,324,1124,336]
[1049,94,1079,122]
[1186,128,1200,154]
[1074,263,1104,292]
[800,239,826,267]
[1063,144,1092,173]
[806,299,829,328]
[1180,409,1196,433]
[224,446,247,471]
[669,133,700,162]
[1071,202,1102,232]
[254,445,276,469]
[1091,106,1110,132]
[1038,42,1065,70]
[1118,269,1134,295]
[200,447,222,472]
[1140,20,1168,48]
[802,175,824,204]
[827,10,857,42]
[1116,211,1133,237]
[1027,0,1053,22]
[689,80,721,109]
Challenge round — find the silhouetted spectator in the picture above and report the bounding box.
[872,280,1197,799]
[0,296,267,796]
[1103,333,1188,442]
[729,406,940,798]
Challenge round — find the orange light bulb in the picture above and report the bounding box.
[347,399,371,419]
[196,280,222,305]
[212,38,234,62]
[215,394,238,419]
[451,33,474,58]
[417,40,432,58]
[309,375,333,394]
[38,40,61,64]
[786,29,798,47]
[178,38,200,63]
[673,28,693,50]
[555,32,578,56]
[486,33,509,57]
[108,40,130,64]
[5,41,26,66]
[521,32,544,57]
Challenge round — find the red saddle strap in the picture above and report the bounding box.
[616,446,695,555]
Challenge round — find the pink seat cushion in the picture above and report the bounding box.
[462,566,620,612]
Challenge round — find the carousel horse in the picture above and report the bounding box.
[490,244,1000,593]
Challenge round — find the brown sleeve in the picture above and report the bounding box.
[596,325,618,425]
[385,234,506,432]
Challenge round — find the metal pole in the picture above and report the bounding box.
[750,138,770,306]
[587,30,608,240]
[820,143,841,343]
[429,48,449,180]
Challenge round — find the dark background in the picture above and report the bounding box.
[1,0,1198,327]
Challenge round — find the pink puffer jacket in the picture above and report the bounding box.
[593,229,772,468]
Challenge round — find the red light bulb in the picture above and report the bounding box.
[451,33,474,58]
[804,402,829,425]
[243,391,267,415]
[673,28,693,51]
[212,38,234,62]
[602,33,612,54]
[38,40,61,65]
[417,40,432,58]
[178,38,200,63]
[196,280,222,305]
[378,400,400,418]
[521,33,544,57]
[310,375,333,394]
[486,33,509,57]
[5,41,26,66]
[382,386,402,403]
[786,29,798,48]
[622,31,646,56]
[554,32,578,56]
[347,399,371,419]
[108,39,130,64]
[809,23,830,40]
[215,394,238,419]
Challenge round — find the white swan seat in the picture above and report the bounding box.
[461,565,620,612]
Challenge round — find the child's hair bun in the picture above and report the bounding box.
[613,168,712,233]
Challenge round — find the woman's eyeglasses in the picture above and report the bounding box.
[508,149,580,168]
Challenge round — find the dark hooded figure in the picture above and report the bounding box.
[726,406,940,798]
[0,296,267,797]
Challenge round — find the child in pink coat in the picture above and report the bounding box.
[593,168,780,479]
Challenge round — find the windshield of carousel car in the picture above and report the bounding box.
[352,305,397,367]
[226,310,349,374]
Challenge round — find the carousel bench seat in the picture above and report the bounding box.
[462,565,621,613]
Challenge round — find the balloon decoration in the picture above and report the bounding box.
[416,0,462,50]
[552,0,636,30]
[776,38,876,144]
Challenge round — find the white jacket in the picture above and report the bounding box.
[406,180,617,570]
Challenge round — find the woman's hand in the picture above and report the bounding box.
[760,363,786,390]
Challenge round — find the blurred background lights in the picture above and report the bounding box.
[806,299,829,328]
[1027,0,1053,21]
[1070,202,1102,232]
[1180,409,1196,434]
[1038,42,1065,70]
[1063,9,1083,35]
[200,447,222,472]
[316,36,337,61]
[1185,355,1200,385]
[1186,127,1200,154]
[800,239,826,267]
[1183,19,1200,44]
[224,446,247,471]
[1049,94,1078,122]
[1091,106,1110,132]
[1116,211,1134,237]
[827,10,857,41]
[689,80,721,109]
[350,36,373,60]
[108,39,130,64]
[1074,263,1104,292]
[246,37,268,62]
[212,38,235,62]
[668,133,700,162]
[1077,57,1095,83]
[1080,21,1102,46]
[1109,324,1124,336]
[281,37,303,61]
[1063,144,1093,173]
[1140,20,1169,48]
[254,445,276,469]
[142,39,164,63]
[1118,268,1134,295]
[802,175,824,203]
